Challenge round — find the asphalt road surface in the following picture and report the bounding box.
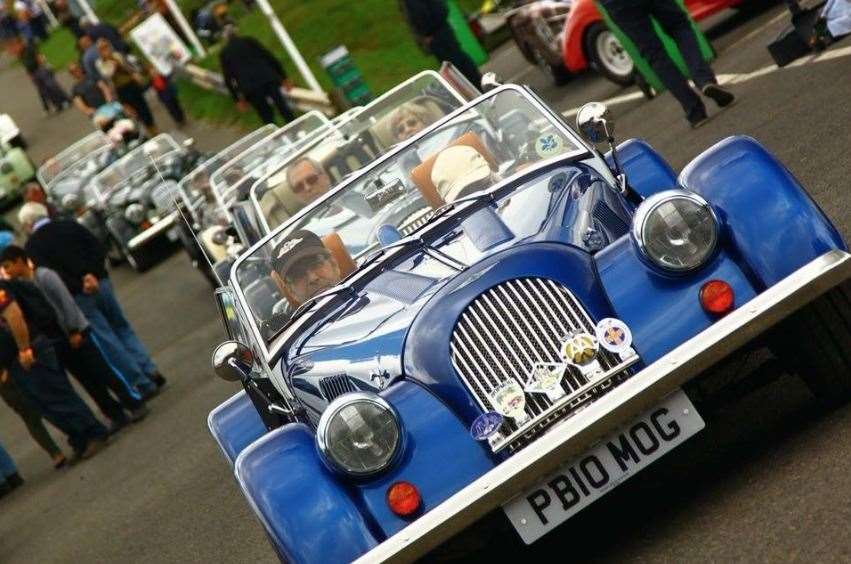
[1,4,849,562]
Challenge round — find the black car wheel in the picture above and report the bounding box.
[125,246,153,273]
[768,281,851,403]
[585,22,635,86]
[106,236,126,267]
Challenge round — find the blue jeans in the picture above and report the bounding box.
[0,441,17,482]
[9,338,108,455]
[74,279,157,397]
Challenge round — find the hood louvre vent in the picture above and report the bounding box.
[319,374,357,401]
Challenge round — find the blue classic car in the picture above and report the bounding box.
[208,83,850,563]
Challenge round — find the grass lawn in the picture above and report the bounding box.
[41,0,486,129]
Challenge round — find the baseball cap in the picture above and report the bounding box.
[272,230,326,280]
[430,145,493,203]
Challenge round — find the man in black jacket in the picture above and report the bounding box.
[400,0,482,88]
[219,25,296,125]
[19,203,165,400]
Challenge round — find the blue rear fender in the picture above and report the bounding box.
[680,136,846,287]
[233,381,494,564]
[207,390,267,467]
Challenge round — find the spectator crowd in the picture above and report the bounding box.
[0,200,166,501]
[2,0,187,134]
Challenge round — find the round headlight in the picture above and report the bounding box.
[125,203,146,224]
[633,190,719,273]
[316,393,401,477]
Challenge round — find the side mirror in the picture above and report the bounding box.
[480,72,502,93]
[576,102,628,195]
[212,340,254,382]
[183,137,196,149]
[575,102,614,145]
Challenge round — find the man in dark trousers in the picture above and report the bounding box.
[219,25,296,125]
[400,0,483,88]
[19,203,165,400]
[1,245,150,433]
[0,276,108,460]
[599,0,734,127]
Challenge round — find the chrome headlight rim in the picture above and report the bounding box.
[124,202,146,224]
[631,189,720,274]
[316,391,403,478]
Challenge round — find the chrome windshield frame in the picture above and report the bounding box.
[37,131,110,188]
[208,111,331,221]
[177,124,278,224]
[90,133,183,204]
[230,83,592,363]
[247,70,469,236]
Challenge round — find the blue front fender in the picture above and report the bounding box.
[208,390,267,467]
[680,136,846,287]
[233,381,494,563]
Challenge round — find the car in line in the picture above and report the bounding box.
[0,114,36,207]
[206,75,849,562]
[88,133,203,271]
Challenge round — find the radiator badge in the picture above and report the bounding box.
[595,318,633,354]
[525,362,568,401]
[491,381,530,425]
[470,412,504,441]
[561,332,599,366]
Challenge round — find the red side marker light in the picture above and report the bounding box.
[386,481,421,517]
[700,280,734,315]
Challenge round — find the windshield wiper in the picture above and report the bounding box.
[424,191,495,228]
[289,284,357,326]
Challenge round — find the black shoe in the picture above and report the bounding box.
[687,107,709,129]
[81,437,108,460]
[5,472,23,489]
[702,83,735,108]
[107,418,128,435]
[128,404,150,423]
[0,482,10,499]
[149,373,167,389]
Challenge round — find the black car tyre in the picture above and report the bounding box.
[125,246,152,273]
[585,22,635,86]
[768,281,851,402]
[106,236,126,267]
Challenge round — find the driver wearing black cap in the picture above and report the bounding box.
[272,230,342,306]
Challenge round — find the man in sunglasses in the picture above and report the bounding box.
[272,230,342,307]
[286,157,332,207]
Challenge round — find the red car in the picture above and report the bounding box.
[561,0,743,85]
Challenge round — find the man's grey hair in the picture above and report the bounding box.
[18,202,49,230]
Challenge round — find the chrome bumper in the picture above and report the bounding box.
[355,250,851,563]
[127,211,177,250]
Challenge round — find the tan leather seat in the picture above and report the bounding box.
[410,132,497,209]
[322,232,357,278]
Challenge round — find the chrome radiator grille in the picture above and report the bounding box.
[449,277,638,453]
[150,180,179,213]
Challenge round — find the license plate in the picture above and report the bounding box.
[502,390,704,544]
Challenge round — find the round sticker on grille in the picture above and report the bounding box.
[595,318,633,354]
[470,411,504,441]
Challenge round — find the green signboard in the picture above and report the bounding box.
[320,45,373,106]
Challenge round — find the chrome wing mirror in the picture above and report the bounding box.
[212,340,254,382]
[576,102,627,194]
[480,72,502,93]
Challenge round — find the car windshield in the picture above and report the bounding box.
[47,145,115,208]
[177,124,277,223]
[232,86,584,350]
[249,72,468,235]
[209,112,329,212]
[38,132,110,188]
[91,135,182,201]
